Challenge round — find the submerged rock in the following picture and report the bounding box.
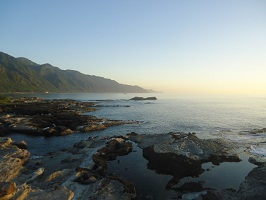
[249,128,266,134]
[203,189,237,200]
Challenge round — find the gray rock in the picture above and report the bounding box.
[24,186,74,200]
[128,132,239,161]
[237,166,266,200]
[90,178,135,200]
[26,168,44,183]
[203,190,238,200]
[3,132,266,200]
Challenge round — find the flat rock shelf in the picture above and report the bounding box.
[1,132,265,200]
[1,97,266,200]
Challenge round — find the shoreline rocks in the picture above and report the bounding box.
[0,137,30,183]
[127,132,242,191]
[1,97,266,199]
[0,136,137,199]
[1,132,266,199]
[0,98,139,136]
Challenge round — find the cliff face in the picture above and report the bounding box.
[0,52,149,93]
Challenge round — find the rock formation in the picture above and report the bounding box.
[130,97,157,100]
[0,98,139,136]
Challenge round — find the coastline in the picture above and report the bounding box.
[0,97,266,199]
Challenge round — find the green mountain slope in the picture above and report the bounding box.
[0,52,149,93]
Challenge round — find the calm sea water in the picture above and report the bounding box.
[4,93,264,195]
[5,93,266,155]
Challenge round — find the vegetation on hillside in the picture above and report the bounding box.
[0,52,149,93]
[0,95,10,104]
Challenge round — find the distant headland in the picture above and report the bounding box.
[0,52,153,93]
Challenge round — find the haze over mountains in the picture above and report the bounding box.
[0,52,151,93]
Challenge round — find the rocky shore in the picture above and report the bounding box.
[1,97,266,200]
[0,97,138,136]
[1,132,266,200]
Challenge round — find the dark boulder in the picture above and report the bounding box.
[93,139,133,172]
[142,145,204,188]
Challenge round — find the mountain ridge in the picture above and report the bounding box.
[0,52,151,93]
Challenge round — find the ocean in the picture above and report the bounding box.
[3,93,266,196]
[6,93,266,155]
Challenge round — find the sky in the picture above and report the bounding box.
[1,0,266,95]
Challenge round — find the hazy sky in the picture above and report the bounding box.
[1,0,266,95]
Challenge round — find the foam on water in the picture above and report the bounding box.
[182,191,208,200]
[250,145,266,157]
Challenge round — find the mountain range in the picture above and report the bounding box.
[0,52,151,93]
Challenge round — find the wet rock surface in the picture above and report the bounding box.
[248,128,266,134]
[93,138,133,172]
[126,132,266,199]
[0,98,138,136]
[236,166,266,200]
[142,145,205,189]
[0,137,30,182]
[1,97,266,199]
[0,136,136,200]
[127,132,240,162]
[1,132,264,199]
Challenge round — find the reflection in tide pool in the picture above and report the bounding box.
[177,153,255,190]
[108,144,256,200]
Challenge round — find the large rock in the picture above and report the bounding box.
[24,186,74,200]
[130,96,157,100]
[93,138,133,172]
[127,132,242,193]
[0,137,30,182]
[127,132,239,161]
[237,166,266,200]
[142,145,204,189]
